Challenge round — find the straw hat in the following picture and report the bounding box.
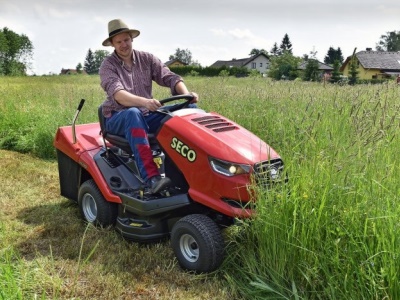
[102,19,140,46]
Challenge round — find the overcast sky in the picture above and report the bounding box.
[1,0,399,75]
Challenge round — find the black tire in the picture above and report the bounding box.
[78,179,118,227]
[171,214,225,273]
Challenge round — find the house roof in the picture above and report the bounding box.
[298,60,333,71]
[60,68,77,74]
[60,68,87,75]
[340,50,400,71]
[210,53,269,68]
[210,57,249,68]
[165,58,187,66]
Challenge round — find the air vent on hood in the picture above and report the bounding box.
[192,116,238,132]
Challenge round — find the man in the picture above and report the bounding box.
[99,19,198,194]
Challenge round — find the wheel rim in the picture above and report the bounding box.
[82,193,97,222]
[179,234,199,262]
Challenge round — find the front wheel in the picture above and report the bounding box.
[78,179,118,227]
[171,214,225,273]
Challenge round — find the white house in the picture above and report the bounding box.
[210,53,270,75]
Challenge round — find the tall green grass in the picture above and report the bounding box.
[0,76,103,158]
[0,246,23,300]
[0,76,399,299]
[221,81,400,299]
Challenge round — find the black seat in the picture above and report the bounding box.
[98,105,158,154]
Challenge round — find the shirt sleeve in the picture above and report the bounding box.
[149,54,183,95]
[99,58,125,98]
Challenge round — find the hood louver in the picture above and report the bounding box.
[192,116,238,132]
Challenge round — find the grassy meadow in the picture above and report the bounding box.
[0,75,399,299]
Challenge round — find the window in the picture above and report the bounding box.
[252,62,256,69]
[260,63,263,67]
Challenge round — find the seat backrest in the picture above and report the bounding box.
[98,104,132,153]
[98,104,159,153]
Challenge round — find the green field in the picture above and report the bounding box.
[0,75,399,299]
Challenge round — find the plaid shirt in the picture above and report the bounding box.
[100,50,183,118]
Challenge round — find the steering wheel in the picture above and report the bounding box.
[157,94,194,113]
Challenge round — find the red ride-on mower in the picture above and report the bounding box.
[54,95,285,273]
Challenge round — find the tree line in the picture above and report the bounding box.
[1,26,399,76]
[167,34,345,82]
[77,49,110,75]
[0,27,33,75]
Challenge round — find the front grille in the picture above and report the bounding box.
[222,198,255,210]
[253,159,285,186]
[192,115,238,132]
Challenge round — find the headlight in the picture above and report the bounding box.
[209,157,251,177]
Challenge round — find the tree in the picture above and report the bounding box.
[190,59,201,67]
[270,42,281,56]
[280,33,293,54]
[0,27,33,75]
[0,32,6,74]
[169,48,192,65]
[330,60,342,83]
[348,48,358,85]
[249,48,268,56]
[309,48,318,60]
[376,30,400,51]
[81,49,110,74]
[303,59,320,81]
[268,51,301,80]
[84,49,96,74]
[76,62,83,74]
[303,48,318,62]
[93,50,109,74]
[324,47,344,65]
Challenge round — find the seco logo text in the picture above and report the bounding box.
[170,137,196,162]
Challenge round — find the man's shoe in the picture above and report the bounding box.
[148,176,171,194]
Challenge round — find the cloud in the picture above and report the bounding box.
[228,28,255,40]
[211,28,271,49]
[0,2,21,14]
[1,0,400,75]
[210,29,227,37]
[29,3,74,21]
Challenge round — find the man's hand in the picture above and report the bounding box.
[189,92,199,103]
[175,81,199,104]
[145,99,162,111]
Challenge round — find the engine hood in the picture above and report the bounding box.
[159,109,280,165]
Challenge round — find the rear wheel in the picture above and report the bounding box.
[78,179,118,227]
[171,214,224,273]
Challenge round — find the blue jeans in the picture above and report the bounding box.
[105,104,196,181]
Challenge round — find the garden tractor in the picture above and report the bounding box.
[53,95,285,273]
